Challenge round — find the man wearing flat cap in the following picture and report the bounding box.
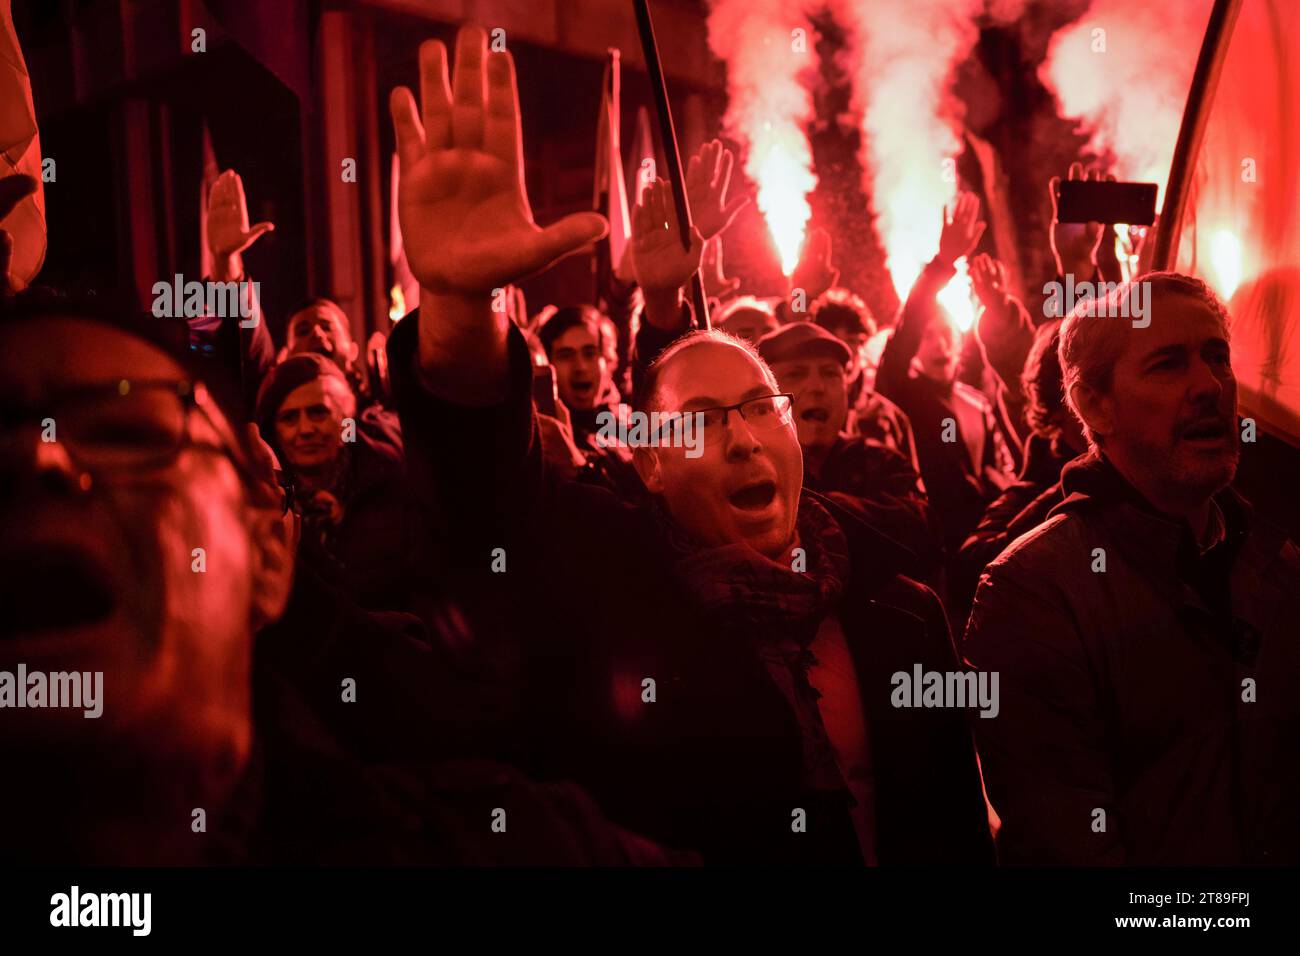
[759,322,942,581]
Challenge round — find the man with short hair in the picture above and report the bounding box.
[758,321,941,579]
[714,294,779,343]
[283,297,369,396]
[812,286,918,468]
[387,26,993,864]
[537,306,620,428]
[964,272,1300,864]
[534,305,646,501]
[875,194,1015,556]
[951,319,1087,615]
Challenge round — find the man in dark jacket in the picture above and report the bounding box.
[952,320,1086,615]
[535,304,646,502]
[757,320,943,581]
[964,272,1300,864]
[386,26,994,865]
[875,194,1015,556]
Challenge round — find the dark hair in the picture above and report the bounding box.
[287,296,343,319]
[537,305,617,363]
[812,287,876,337]
[1021,320,1067,438]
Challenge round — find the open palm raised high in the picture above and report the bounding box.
[389,27,608,296]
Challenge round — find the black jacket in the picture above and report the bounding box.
[964,452,1300,864]
[389,313,994,865]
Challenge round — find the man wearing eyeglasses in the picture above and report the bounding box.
[0,286,296,864]
[387,26,993,865]
[757,322,942,583]
[0,278,696,866]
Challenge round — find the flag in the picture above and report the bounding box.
[593,49,630,296]
[628,106,656,208]
[0,0,45,289]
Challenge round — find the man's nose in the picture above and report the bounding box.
[1188,357,1225,401]
[2,428,88,497]
[722,409,762,460]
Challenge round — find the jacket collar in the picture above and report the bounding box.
[1049,452,1290,625]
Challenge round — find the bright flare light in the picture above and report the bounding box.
[707,1,817,277]
[1041,0,1213,207]
[1209,229,1243,301]
[937,258,977,333]
[754,133,815,275]
[833,0,982,328]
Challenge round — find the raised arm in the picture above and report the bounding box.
[389,26,607,406]
[877,193,984,396]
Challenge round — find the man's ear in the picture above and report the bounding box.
[632,446,664,494]
[248,507,296,631]
[346,339,361,365]
[1070,381,1114,444]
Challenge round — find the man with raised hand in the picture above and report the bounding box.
[964,273,1300,865]
[388,25,993,865]
[876,193,1016,558]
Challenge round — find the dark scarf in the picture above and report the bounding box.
[656,494,854,791]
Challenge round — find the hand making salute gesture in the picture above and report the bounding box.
[389,26,607,404]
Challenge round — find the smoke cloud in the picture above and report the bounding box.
[1040,0,1214,202]
[706,0,818,276]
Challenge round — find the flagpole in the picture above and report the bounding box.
[593,50,615,305]
[631,0,711,329]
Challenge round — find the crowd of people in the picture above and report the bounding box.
[2,23,1298,866]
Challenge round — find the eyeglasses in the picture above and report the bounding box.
[683,393,795,445]
[1,378,291,514]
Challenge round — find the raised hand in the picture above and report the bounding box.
[389,26,607,296]
[937,192,985,268]
[790,227,839,302]
[207,169,274,280]
[1049,162,1107,278]
[685,139,748,242]
[0,173,38,295]
[700,236,740,300]
[631,176,704,295]
[969,253,1009,312]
